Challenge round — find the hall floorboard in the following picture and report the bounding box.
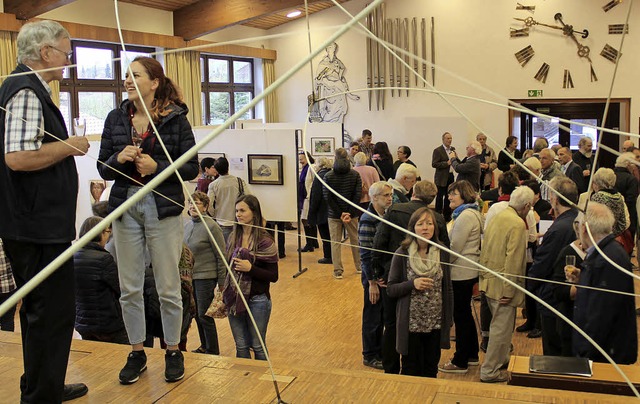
[1,229,639,402]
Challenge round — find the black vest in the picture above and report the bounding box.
[0,64,78,243]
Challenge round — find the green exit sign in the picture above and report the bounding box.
[528,90,543,97]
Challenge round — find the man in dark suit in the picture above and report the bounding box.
[432,132,455,221]
[450,141,482,191]
[558,147,586,193]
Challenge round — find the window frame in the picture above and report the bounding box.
[59,41,155,133]
[200,54,255,125]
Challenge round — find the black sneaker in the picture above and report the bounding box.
[363,358,383,370]
[119,350,147,385]
[165,349,185,382]
[318,257,332,264]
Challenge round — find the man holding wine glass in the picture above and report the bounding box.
[572,136,594,184]
[0,20,90,402]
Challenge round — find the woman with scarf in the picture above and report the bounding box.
[438,180,483,374]
[223,195,279,360]
[387,207,453,377]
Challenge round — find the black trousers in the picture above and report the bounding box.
[317,222,332,260]
[3,240,75,404]
[362,282,383,361]
[381,287,400,374]
[435,174,454,221]
[0,290,17,331]
[540,313,562,356]
[303,222,319,248]
[480,293,492,337]
[451,278,479,368]
[266,221,286,256]
[401,330,442,378]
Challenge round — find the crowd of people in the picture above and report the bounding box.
[0,19,638,403]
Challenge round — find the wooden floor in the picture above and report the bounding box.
[1,229,639,402]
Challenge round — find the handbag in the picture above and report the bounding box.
[205,285,228,319]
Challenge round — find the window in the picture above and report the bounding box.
[200,55,254,125]
[59,41,154,135]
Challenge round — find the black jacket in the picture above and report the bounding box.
[614,166,638,232]
[322,158,362,219]
[527,209,578,317]
[73,242,125,334]
[372,200,450,281]
[0,64,78,243]
[451,155,481,190]
[308,167,330,226]
[573,235,637,364]
[97,100,199,219]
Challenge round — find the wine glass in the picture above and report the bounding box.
[131,126,142,148]
[72,117,86,136]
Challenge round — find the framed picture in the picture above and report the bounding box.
[311,137,335,156]
[247,154,284,185]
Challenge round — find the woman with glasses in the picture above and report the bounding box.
[184,191,227,355]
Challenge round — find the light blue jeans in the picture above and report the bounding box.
[228,294,272,360]
[114,188,183,346]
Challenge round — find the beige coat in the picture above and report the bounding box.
[479,206,527,307]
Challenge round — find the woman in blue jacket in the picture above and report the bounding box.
[98,56,198,385]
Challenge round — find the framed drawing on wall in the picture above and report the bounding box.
[247,154,284,185]
[311,137,335,156]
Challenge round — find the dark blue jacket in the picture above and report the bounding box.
[527,208,578,317]
[573,235,637,364]
[0,64,78,243]
[322,158,362,219]
[97,100,199,219]
[73,242,125,335]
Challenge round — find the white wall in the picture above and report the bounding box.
[267,0,640,177]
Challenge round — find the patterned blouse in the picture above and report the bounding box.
[407,262,443,333]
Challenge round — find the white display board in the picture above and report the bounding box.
[241,122,343,156]
[193,128,299,222]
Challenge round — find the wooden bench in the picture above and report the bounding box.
[508,355,640,396]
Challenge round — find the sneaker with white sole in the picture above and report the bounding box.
[165,349,185,382]
[438,361,468,374]
[119,350,147,385]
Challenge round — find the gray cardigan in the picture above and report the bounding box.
[387,245,453,356]
[184,215,227,281]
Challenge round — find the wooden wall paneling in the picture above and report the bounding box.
[3,0,76,20]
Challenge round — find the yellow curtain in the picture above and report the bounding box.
[0,31,17,85]
[262,59,279,123]
[164,50,202,127]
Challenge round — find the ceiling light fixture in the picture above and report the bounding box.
[286,10,302,18]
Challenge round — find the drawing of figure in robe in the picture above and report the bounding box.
[313,42,359,123]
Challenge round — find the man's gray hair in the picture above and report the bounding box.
[615,152,637,168]
[508,186,534,210]
[582,202,614,237]
[369,181,392,199]
[533,137,549,153]
[396,163,419,180]
[469,141,482,155]
[578,136,592,147]
[17,20,70,64]
[592,167,616,190]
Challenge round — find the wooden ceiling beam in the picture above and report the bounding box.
[4,0,78,20]
[174,0,327,40]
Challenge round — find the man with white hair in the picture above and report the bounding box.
[622,139,635,152]
[479,186,534,383]
[539,148,562,201]
[0,20,90,402]
[388,163,418,204]
[358,181,393,370]
[449,141,482,191]
[569,203,637,364]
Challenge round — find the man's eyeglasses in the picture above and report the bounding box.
[47,45,73,60]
